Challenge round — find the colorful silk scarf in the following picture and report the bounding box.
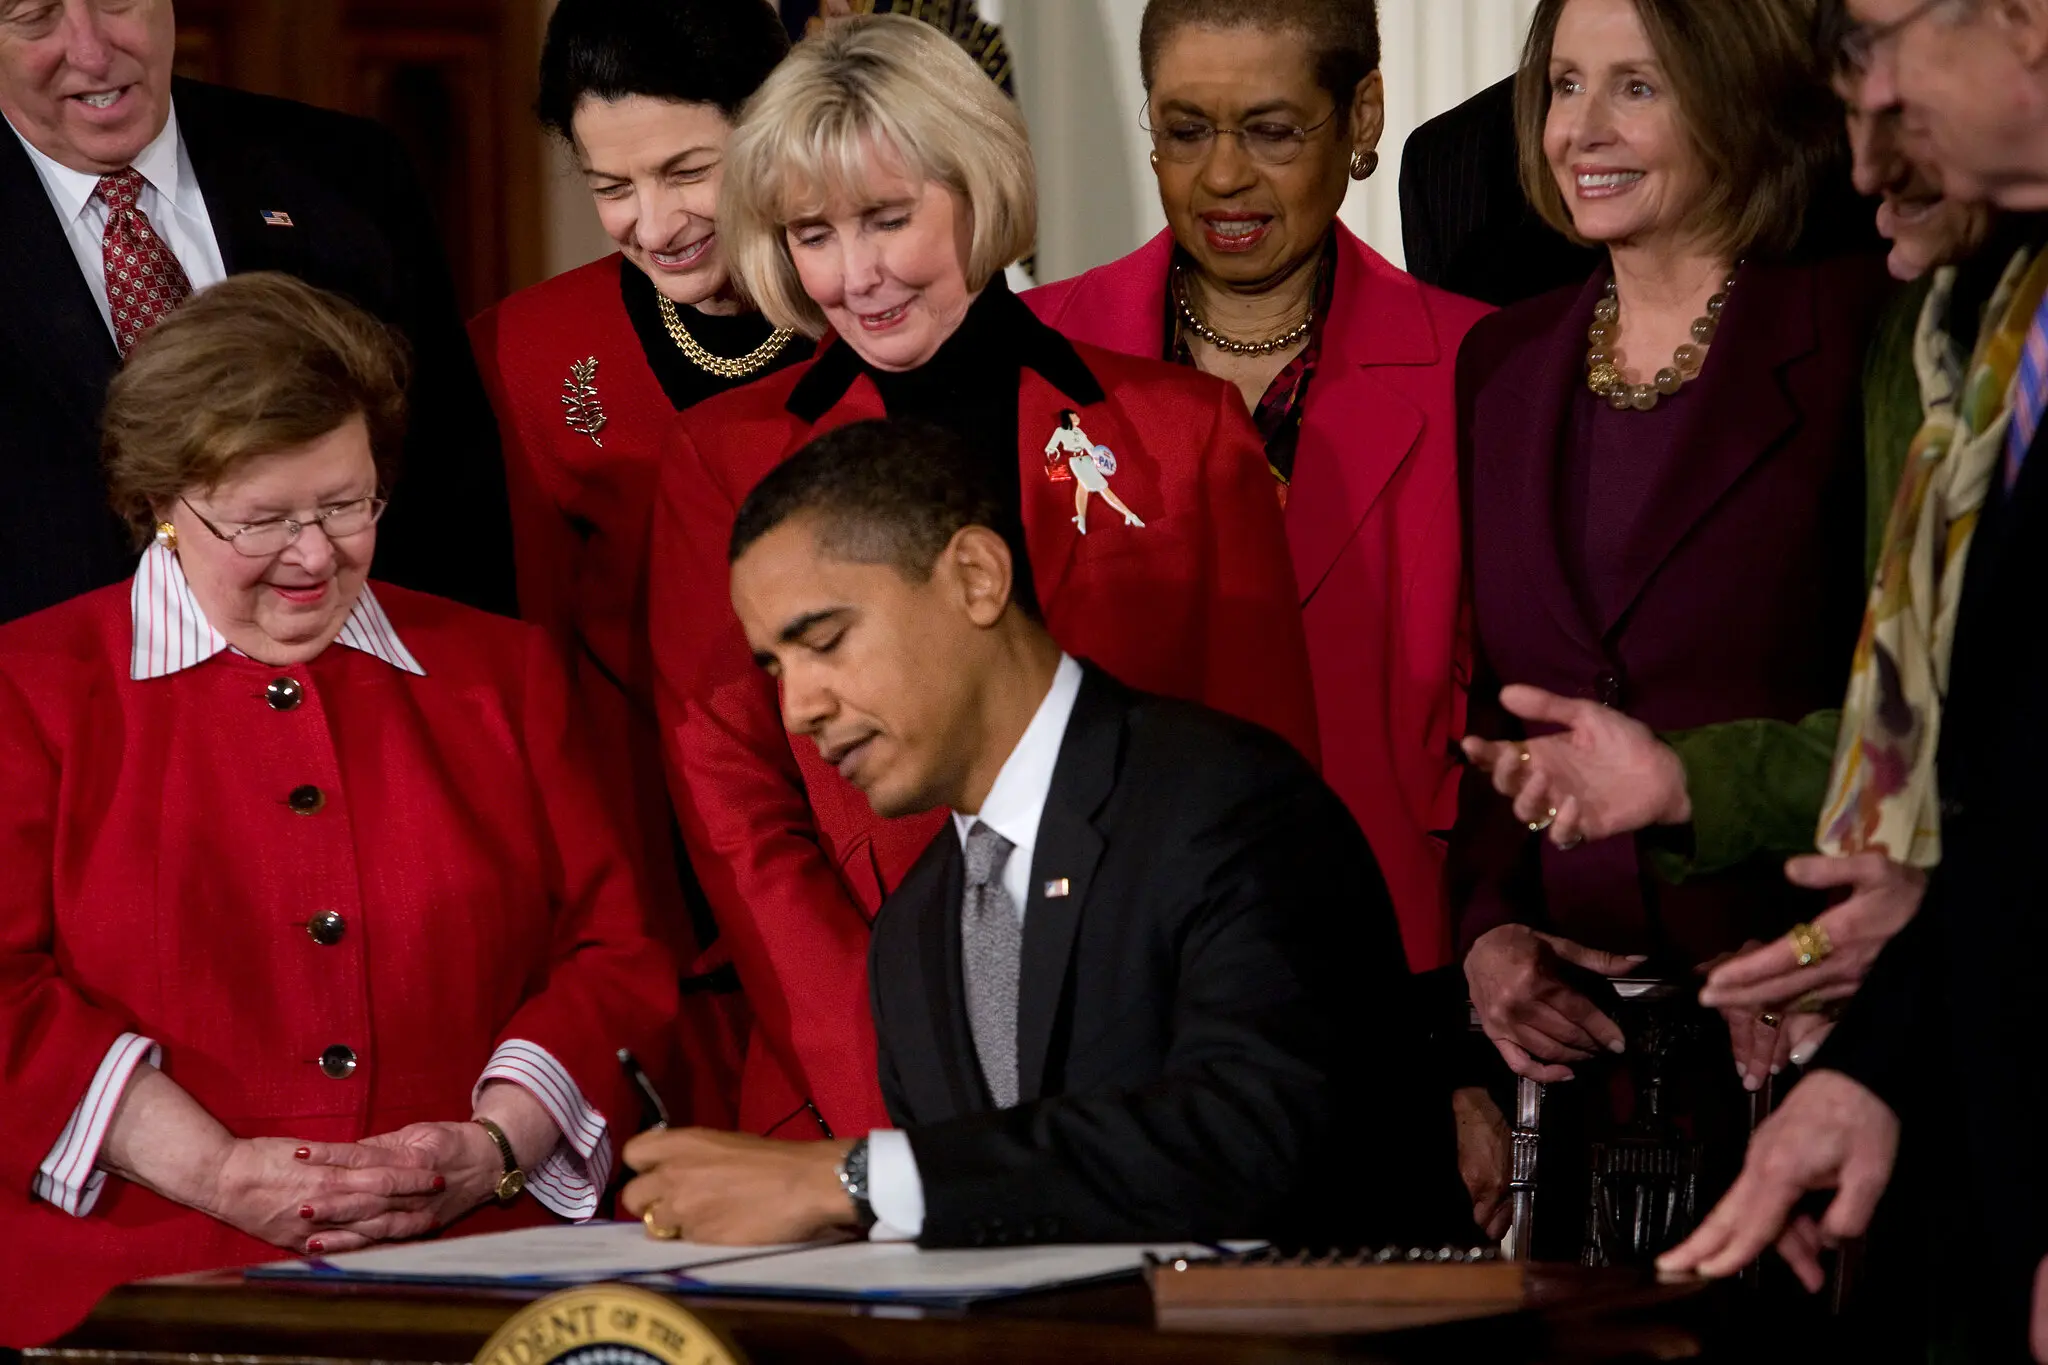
[1818,245,2048,863]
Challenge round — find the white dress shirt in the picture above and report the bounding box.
[868,653,1084,1240]
[7,103,227,341]
[35,545,608,1221]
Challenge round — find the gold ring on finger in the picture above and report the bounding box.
[1757,1011,1780,1029]
[643,1208,683,1241]
[1528,807,1558,833]
[1788,921,1833,967]
[1519,748,1533,764]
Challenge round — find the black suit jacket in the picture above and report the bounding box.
[1398,78,1599,308]
[1821,421,2048,1356]
[870,666,1469,1249]
[0,79,512,623]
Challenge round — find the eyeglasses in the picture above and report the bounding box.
[1142,103,1341,166]
[181,494,388,558]
[1837,0,1948,73]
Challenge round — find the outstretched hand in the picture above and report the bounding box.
[1461,685,1691,849]
[1658,1070,1898,1291]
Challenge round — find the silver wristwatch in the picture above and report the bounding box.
[836,1136,878,1233]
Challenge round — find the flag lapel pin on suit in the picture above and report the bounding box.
[260,210,295,227]
[1043,878,1071,900]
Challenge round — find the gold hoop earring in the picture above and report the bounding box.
[153,521,178,551]
[1350,150,1380,181]
[1149,150,1159,171]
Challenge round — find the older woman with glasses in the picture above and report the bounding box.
[1029,0,1491,977]
[646,13,1319,1144]
[0,274,676,1348]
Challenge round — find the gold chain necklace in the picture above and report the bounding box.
[656,295,797,380]
[1172,266,1314,357]
[1585,265,1738,412]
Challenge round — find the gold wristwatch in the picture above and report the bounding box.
[473,1117,527,1202]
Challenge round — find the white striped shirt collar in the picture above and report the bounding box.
[129,542,425,681]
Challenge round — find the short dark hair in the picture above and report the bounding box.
[728,419,1041,621]
[1139,0,1380,109]
[536,0,791,142]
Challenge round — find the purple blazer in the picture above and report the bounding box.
[1450,254,1892,966]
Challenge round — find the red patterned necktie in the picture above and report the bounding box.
[97,167,193,356]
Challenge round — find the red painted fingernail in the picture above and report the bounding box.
[307,1239,325,1255]
[299,1204,316,1220]
[432,1175,446,1192]
[294,1146,311,1160]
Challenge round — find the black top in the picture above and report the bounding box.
[1562,383,1694,628]
[785,275,1105,522]
[619,261,814,411]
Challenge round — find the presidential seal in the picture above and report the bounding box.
[474,1285,744,1365]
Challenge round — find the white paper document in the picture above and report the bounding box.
[679,1240,1222,1298]
[250,1221,809,1283]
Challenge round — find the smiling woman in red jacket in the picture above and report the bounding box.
[1028,0,1490,972]
[649,14,1319,1142]
[0,276,675,1347]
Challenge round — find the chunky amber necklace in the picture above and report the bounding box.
[1585,266,1738,411]
[657,296,797,380]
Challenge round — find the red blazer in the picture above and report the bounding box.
[469,254,747,1128]
[650,333,1319,1139]
[1028,226,1492,971]
[0,583,677,1346]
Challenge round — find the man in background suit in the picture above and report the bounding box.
[0,0,512,623]
[619,418,1467,1249]
[1659,3,2048,1358]
[1398,77,1598,308]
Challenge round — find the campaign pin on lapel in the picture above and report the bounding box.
[260,210,295,228]
[1043,878,1072,900]
[1041,409,1146,537]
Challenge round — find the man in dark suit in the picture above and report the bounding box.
[618,417,1466,1248]
[0,0,511,622]
[1398,77,1598,308]
[1658,4,2048,1357]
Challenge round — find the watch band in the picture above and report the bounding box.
[836,1136,878,1233]
[473,1117,527,1203]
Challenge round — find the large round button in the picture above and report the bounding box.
[287,784,325,815]
[266,677,304,711]
[307,911,346,946]
[319,1045,357,1079]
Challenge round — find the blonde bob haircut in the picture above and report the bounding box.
[721,13,1037,338]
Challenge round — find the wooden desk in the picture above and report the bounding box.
[35,1263,1735,1365]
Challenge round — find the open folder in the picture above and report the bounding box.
[246,1221,1235,1306]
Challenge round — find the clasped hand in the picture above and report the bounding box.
[206,1122,505,1257]
[1465,923,1646,1082]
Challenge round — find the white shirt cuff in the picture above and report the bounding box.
[865,1128,924,1241]
[475,1040,606,1220]
[35,1032,160,1216]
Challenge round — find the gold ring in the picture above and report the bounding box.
[1519,748,1533,764]
[1528,807,1558,833]
[643,1208,682,1241]
[1789,921,1833,968]
[1757,1011,1780,1029]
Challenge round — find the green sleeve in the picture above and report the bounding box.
[1645,711,1841,882]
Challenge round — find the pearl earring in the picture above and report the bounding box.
[154,521,178,551]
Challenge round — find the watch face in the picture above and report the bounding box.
[499,1168,528,1201]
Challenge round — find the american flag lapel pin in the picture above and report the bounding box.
[1043,878,1071,900]
[260,210,295,228]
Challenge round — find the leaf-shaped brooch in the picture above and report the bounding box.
[561,356,607,447]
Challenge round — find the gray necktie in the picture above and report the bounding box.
[961,820,1021,1108]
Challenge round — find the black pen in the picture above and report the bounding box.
[617,1048,671,1131]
